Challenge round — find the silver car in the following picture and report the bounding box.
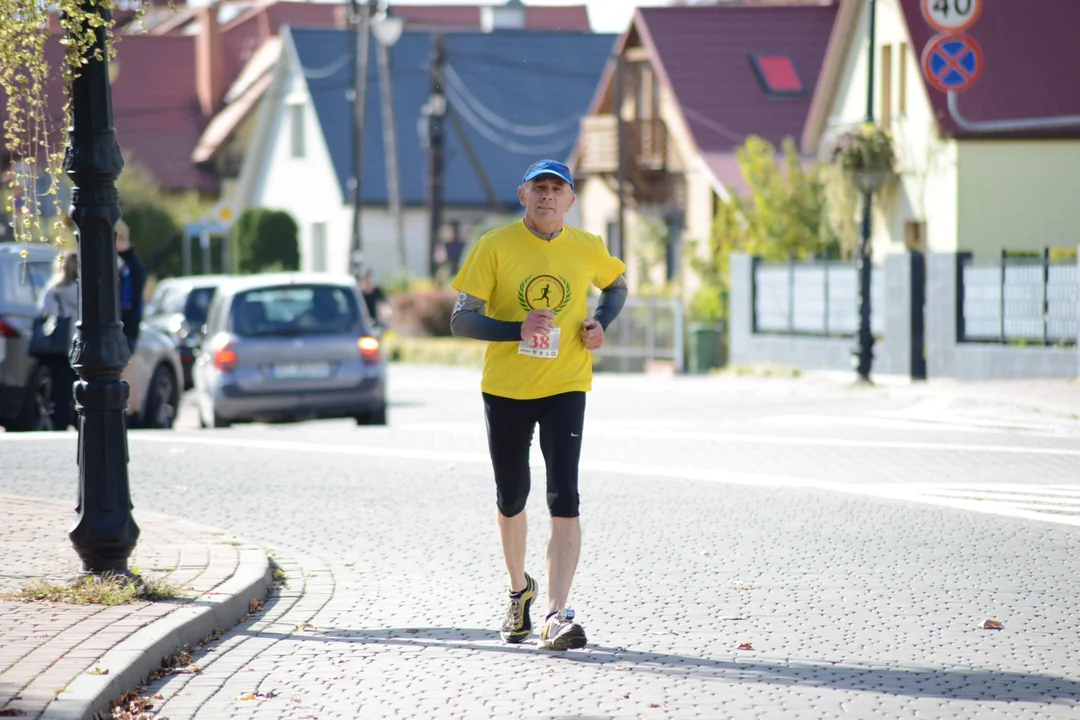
[0,243,184,431]
[192,273,387,428]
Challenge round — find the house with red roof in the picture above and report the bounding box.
[570,2,840,289]
[802,0,1080,261]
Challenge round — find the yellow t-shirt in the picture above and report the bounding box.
[453,219,626,400]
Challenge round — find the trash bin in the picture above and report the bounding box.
[688,322,723,374]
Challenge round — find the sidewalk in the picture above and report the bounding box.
[0,494,272,720]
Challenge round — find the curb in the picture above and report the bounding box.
[40,544,273,720]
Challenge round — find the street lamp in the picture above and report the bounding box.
[853,0,879,382]
[65,0,140,574]
[372,6,408,277]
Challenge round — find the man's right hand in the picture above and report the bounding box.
[521,309,555,341]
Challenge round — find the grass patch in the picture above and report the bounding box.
[383,333,486,368]
[3,571,187,606]
[721,362,803,378]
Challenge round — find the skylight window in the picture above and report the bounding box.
[751,54,805,96]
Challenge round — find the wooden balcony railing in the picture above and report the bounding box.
[577,115,668,175]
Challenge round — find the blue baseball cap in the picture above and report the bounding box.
[522,159,574,190]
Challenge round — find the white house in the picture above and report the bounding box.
[233,25,613,282]
[803,0,1080,262]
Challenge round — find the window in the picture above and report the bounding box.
[605,221,622,259]
[904,221,926,252]
[664,213,684,282]
[231,285,360,338]
[289,102,305,158]
[898,42,908,115]
[881,45,893,129]
[750,54,805,96]
[311,222,327,272]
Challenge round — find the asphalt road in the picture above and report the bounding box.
[3,365,1079,719]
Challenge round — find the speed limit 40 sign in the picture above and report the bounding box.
[921,0,982,33]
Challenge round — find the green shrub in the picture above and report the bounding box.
[232,208,300,274]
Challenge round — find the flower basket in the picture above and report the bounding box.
[828,123,896,191]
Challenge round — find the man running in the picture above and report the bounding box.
[450,159,628,650]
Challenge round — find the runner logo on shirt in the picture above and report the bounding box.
[518,275,571,315]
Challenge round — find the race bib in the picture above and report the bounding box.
[519,327,560,358]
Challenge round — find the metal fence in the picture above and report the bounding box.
[586,296,684,372]
[752,258,885,337]
[960,250,1079,345]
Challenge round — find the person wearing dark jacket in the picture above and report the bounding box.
[116,219,146,354]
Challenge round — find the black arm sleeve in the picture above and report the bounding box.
[450,292,522,342]
[593,275,628,331]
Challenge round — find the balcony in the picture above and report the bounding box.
[577,115,668,176]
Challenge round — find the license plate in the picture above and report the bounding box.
[271,361,331,379]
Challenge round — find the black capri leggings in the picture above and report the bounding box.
[482,391,586,519]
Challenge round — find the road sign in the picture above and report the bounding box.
[921,33,982,93]
[921,0,982,33]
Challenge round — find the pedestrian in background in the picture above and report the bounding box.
[116,219,146,354]
[38,252,79,430]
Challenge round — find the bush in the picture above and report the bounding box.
[232,208,300,274]
[116,162,183,278]
[389,289,457,337]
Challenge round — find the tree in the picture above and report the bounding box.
[1,0,150,245]
[691,135,838,323]
[115,159,183,277]
[232,208,300,274]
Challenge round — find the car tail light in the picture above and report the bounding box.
[212,341,238,372]
[0,316,18,338]
[357,335,381,365]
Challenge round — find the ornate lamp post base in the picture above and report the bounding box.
[64,1,140,574]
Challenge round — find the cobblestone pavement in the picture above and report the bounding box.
[0,495,270,719]
[2,365,1079,719]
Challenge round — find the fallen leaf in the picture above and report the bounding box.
[406,628,420,634]
[614,646,627,652]
[88,667,109,676]
[249,599,265,613]
[293,623,317,632]
[239,615,248,622]
[738,643,754,650]
[0,710,27,717]
[648,703,663,708]
[981,619,1004,630]
[238,693,257,701]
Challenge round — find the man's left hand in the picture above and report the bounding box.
[580,319,604,350]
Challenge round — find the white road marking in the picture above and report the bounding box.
[7,433,1079,527]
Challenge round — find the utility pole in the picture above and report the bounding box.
[426,32,446,278]
[348,0,374,274]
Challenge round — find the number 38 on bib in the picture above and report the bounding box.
[519,327,561,358]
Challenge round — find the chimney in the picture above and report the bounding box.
[481,0,527,32]
[196,3,226,117]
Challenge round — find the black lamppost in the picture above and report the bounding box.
[64,0,140,574]
[853,0,878,382]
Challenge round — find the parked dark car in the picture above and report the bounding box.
[144,275,230,390]
[0,243,183,431]
[192,273,387,428]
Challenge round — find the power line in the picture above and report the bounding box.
[444,64,580,137]
[445,83,573,156]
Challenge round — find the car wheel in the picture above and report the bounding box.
[355,404,387,426]
[10,365,55,432]
[142,364,179,430]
